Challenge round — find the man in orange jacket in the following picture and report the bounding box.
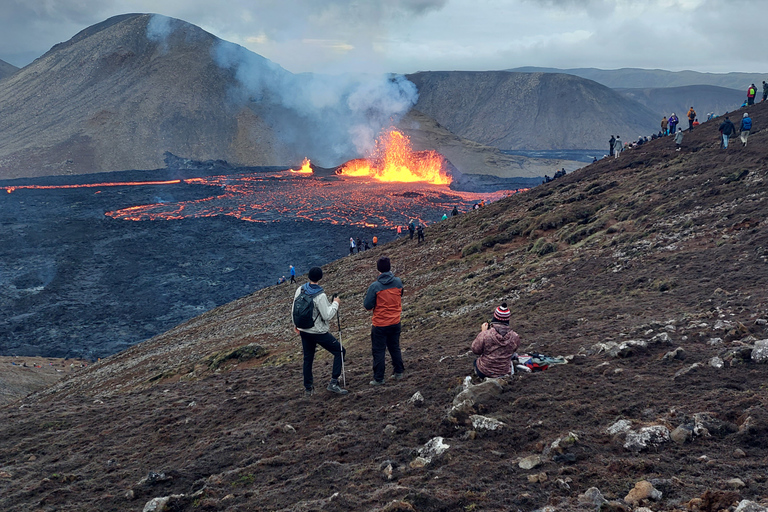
[364,257,404,385]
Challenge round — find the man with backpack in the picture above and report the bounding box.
[740,112,752,147]
[292,266,348,397]
[687,107,697,131]
[364,257,404,386]
[747,84,757,105]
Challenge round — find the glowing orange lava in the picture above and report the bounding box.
[2,180,182,194]
[338,130,451,185]
[289,158,313,174]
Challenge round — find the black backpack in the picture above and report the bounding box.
[293,292,318,329]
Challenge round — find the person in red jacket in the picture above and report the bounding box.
[364,257,404,385]
[747,83,757,105]
[471,303,521,379]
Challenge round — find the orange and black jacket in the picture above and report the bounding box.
[364,272,404,327]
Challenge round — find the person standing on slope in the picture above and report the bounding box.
[364,257,404,386]
[408,220,415,240]
[293,266,347,396]
[747,83,757,105]
[609,135,616,156]
[349,237,356,255]
[687,107,697,131]
[470,303,521,379]
[740,112,752,147]
[668,113,679,135]
[762,81,768,102]
[289,265,296,284]
[719,116,736,149]
[674,128,684,152]
[613,135,623,158]
[660,117,668,136]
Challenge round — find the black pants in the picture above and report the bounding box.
[371,323,404,382]
[300,331,345,390]
[290,275,296,284]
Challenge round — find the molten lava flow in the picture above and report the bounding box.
[338,130,451,185]
[289,158,313,174]
[2,180,182,194]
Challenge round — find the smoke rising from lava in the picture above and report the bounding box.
[146,14,418,168]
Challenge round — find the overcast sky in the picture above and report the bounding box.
[1,0,766,74]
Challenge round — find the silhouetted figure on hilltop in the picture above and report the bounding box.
[762,81,768,102]
[452,206,459,216]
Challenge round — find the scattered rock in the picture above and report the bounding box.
[527,472,547,483]
[519,455,542,470]
[407,391,425,407]
[709,356,724,368]
[726,477,746,489]
[125,489,135,500]
[383,424,397,436]
[578,487,607,508]
[554,477,571,490]
[470,414,505,431]
[0,470,12,478]
[417,437,449,464]
[755,319,768,326]
[138,472,172,486]
[409,457,428,469]
[283,424,296,434]
[693,412,738,437]
[550,432,579,453]
[623,425,670,451]
[670,425,693,444]
[447,399,475,422]
[599,501,631,511]
[605,419,632,436]
[662,347,686,360]
[673,363,702,380]
[27,455,37,462]
[651,332,673,344]
[143,497,170,512]
[708,337,724,346]
[380,460,396,481]
[624,480,662,506]
[733,448,746,458]
[735,500,768,512]
[751,339,768,363]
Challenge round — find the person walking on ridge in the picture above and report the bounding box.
[349,237,356,255]
[293,266,348,396]
[408,220,415,240]
[289,265,296,284]
[740,112,752,147]
[687,107,697,131]
[747,83,757,105]
[416,224,425,243]
[471,303,521,379]
[364,257,404,386]
[674,128,684,152]
[719,116,736,149]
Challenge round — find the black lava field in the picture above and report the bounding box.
[0,166,522,358]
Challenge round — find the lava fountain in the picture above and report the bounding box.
[289,158,313,174]
[337,129,451,185]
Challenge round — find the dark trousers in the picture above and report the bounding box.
[300,331,345,390]
[290,275,296,284]
[371,323,404,381]
[409,229,414,239]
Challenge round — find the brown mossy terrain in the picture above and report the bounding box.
[1,104,768,511]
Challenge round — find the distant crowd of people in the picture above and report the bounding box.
[606,81,762,157]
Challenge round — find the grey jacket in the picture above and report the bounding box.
[293,284,338,334]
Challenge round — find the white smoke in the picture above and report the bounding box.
[212,37,418,166]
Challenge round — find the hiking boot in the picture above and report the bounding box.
[369,379,385,386]
[327,380,348,395]
[304,387,314,398]
[392,373,404,381]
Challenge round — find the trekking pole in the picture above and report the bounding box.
[336,308,346,388]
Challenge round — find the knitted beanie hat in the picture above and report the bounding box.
[493,302,511,323]
[308,267,323,282]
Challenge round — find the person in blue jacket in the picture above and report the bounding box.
[740,113,752,147]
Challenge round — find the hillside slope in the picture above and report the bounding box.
[510,66,767,90]
[0,58,18,80]
[407,71,660,150]
[1,103,768,511]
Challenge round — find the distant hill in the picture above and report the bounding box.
[406,71,659,150]
[0,14,578,180]
[616,85,746,121]
[0,58,18,80]
[509,66,766,90]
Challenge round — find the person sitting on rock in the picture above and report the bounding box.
[470,303,521,379]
